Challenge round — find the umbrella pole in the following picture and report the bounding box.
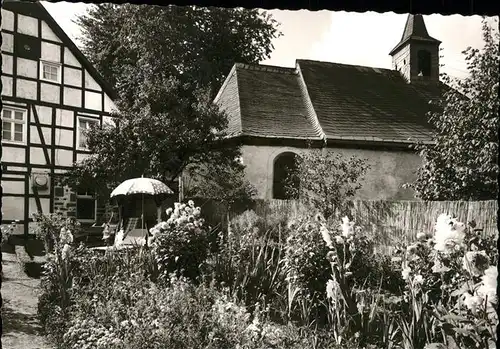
[142,193,147,247]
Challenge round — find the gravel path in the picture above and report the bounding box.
[1,251,53,349]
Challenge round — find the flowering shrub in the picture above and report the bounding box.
[38,220,78,343]
[150,200,209,281]
[32,212,81,253]
[391,214,498,349]
[284,214,402,329]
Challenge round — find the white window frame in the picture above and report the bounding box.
[77,115,99,150]
[40,60,62,83]
[76,189,97,223]
[2,106,27,144]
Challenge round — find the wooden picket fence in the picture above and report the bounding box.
[195,199,498,246]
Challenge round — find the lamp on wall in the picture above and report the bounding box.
[31,172,50,190]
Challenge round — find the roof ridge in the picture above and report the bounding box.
[295,63,326,141]
[296,59,396,73]
[235,63,298,75]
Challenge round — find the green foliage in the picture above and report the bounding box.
[32,213,81,253]
[183,159,257,209]
[68,4,281,194]
[150,201,210,281]
[285,148,369,220]
[411,19,499,200]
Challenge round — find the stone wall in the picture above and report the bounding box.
[53,175,107,223]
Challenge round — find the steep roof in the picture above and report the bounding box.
[389,14,441,55]
[2,0,117,100]
[214,63,323,140]
[215,59,446,146]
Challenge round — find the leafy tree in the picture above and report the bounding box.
[68,4,281,197]
[285,148,369,220]
[410,19,499,200]
[183,159,257,211]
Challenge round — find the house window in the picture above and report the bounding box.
[77,116,99,149]
[273,152,299,200]
[417,50,432,77]
[2,107,26,143]
[40,61,61,83]
[76,188,96,221]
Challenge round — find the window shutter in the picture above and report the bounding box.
[14,33,41,60]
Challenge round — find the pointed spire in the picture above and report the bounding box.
[389,14,441,56]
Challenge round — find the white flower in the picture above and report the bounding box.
[60,227,74,245]
[174,203,181,209]
[166,207,173,216]
[416,232,427,241]
[462,251,490,276]
[61,244,71,260]
[477,266,497,305]
[462,292,484,313]
[402,266,411,281]
[334,235,344,244]
[114,229,125,246]
[188,200,195,208]
[149,228,160,236]
[160,222,168,230]
[340,216,355,238]
[326,279,338,300]
[433,214,466,251]
[413,274,424,285]
[320,225,333,248]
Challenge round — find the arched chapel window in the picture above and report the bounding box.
[273,152,299,200]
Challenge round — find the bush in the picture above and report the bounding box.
[150,201,210,282]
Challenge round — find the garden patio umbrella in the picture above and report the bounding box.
[110,176,174,246]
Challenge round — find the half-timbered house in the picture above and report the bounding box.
[1,0,118,236]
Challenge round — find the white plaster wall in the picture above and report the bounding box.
[41,21,61,42]
[2,147,25,163]
[104,94,118,113]
[84,91,102,111]
[1,32,14,52]
[16,79,37,100]
[3,180,25,195]
[2,76,13,96]
[55,149,74,167]
[64,47,81,67]
[54,129,73,148]
[1,197,24,220]
[30,148,48,165]
[35,105,53,124]
[17,14,38,37]
[241,144,422,200]
[2,54,13,74]
[85,70,101,91]
[17,58,38,79]
[1,9,14,31]
[63,87,82,107]
[40,83,61,104]
[64,66,82,87]
[30,125,52,145]
[29,198,51,215]
[56,109,74,128]
[41,41,61,63]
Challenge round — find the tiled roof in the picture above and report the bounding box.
[297,60,441,144]
[215,59,445,145]
[215,63,323,139]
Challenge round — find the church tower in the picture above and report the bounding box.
[389,14,441,84]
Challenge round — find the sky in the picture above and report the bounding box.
[42,2,498,80]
